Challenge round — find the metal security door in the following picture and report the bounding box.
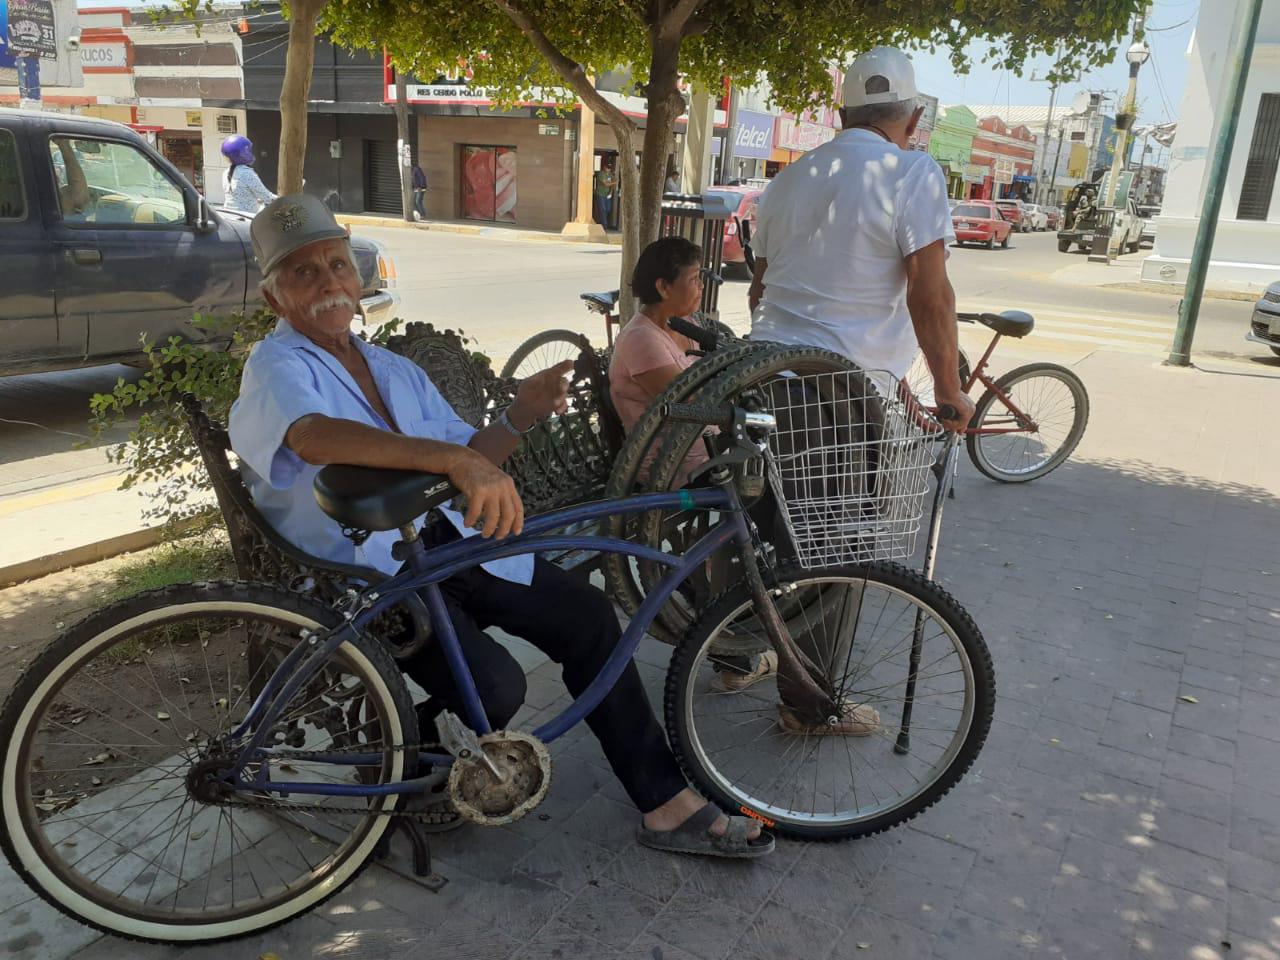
[364,140,402,215]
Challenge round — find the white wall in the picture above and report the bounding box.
[1143,0,1280,292]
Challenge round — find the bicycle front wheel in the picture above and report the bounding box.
[665,562,994,841]
[967,362,1089,482]
[0,582,416,944]
[500,329,593,380]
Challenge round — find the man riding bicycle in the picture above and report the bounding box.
[747,46,975,432]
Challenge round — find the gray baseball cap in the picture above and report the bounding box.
[250,193,349,277]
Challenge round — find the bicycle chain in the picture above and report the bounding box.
[204,741,462,825]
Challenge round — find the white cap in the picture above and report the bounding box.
[841,47,919,108]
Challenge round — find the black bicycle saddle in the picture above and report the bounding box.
[314,465,457,532]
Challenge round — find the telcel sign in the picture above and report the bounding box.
[731,109,774,160]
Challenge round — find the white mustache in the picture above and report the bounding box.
[308,294,357,320]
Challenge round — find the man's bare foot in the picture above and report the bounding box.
[641,788,762,840]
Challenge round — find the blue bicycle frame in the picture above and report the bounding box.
[222,486,747,801]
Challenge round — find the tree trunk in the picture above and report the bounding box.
[637,36,684,252]
[277,0,324,195]
[610,121,641,320]
[395,72,413,222]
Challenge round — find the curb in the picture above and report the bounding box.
[336,214,622,246]
[0,518,202,588]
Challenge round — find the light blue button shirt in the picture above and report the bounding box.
[227,319,534,585]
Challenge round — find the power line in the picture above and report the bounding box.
[1146,12,1197,32]
[1147,48,1176,121]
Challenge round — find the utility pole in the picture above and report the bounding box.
[1038,82,1058,206]
[394,70,414,224]
[1046,114,1068,207]
[1169,0,1265,366]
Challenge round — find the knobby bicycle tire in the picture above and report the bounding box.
[601,341,770,632]
[664,561,994,841]
[0,581,417,945]
[966,362,1089,483]
[639,345,861,639]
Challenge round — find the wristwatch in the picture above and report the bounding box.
[497,408,536,437]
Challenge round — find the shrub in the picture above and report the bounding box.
[86,310,400,531]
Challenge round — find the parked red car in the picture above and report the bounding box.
[706,186,764,275]
[1044,206,1062,231]
[952,201,1014,249]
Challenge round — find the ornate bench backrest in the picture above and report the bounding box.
[381,322,624,516]
[179,393,382,600]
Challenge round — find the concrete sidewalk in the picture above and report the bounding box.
[336,212,623,246]
[3,346,1279,960]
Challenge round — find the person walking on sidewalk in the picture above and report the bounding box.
[412,164,428,221]
[747,46,974,431]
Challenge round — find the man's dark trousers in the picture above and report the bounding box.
[401,523,687,813]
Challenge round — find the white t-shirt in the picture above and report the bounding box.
[751,128,955,379]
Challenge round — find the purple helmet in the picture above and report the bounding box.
[220,135,255,166]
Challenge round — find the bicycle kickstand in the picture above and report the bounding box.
[374,819,448,891]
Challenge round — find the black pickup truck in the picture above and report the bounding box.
[0,108,397,376]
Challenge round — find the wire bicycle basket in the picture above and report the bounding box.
[763,369,942,568]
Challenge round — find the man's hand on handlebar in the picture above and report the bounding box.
[934,390,975,433]
[448,448,525,539]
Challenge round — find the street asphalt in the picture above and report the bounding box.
[0,228,1271,579]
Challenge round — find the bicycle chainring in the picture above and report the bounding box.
[446,730,551,826]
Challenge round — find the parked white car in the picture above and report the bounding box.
[1022,204,1050,231]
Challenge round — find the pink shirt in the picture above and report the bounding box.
[608,313,710,485]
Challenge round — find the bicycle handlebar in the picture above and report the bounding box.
[936,404,960,422]
[668,317,718,353]
[662,400,737,428]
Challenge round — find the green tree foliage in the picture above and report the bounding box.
[326,0,1145,299]
[88,311,401,530]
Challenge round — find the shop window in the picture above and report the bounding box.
[1238,94,1280,221]
[0,128,24,220]
[461,145,516,222]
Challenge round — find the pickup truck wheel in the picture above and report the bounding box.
[1001,232,1010,249]
[1270,347,1280,358]
[1057,238,1071,253]
[986,236,996,250]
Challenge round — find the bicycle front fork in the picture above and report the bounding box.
[897,433,962,754]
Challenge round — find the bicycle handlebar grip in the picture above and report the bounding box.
[668,317,718,352]
[661,401,736,427]
[936,404,960,422]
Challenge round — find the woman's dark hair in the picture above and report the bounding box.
[630,236,702,306]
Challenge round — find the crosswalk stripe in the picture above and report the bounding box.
[963,302,1177,332]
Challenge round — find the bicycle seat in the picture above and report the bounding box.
[314,465,458,532]
[977,310,1035,338]
[580,290,619,313]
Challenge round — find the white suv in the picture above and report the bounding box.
[1022,204,1049,231]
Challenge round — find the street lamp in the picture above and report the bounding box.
[1098,29,1151,257]
[1126,40,1151,68]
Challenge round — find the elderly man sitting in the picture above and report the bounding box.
[227,194,771,859]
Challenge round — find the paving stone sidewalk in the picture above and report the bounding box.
[4,349,1280,960]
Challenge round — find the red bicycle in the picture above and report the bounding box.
[907,310,1089,483]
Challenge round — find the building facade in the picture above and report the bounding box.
[1,5,246,195]
[1142,0,1280,292]
[928,105,978,197]
[969,115,1037,200]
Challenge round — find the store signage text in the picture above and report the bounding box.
[390,83,555,106]
[81,42,128,69]
[732,110,774,159]
[774,116,836,153]
[7,0,57,61]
